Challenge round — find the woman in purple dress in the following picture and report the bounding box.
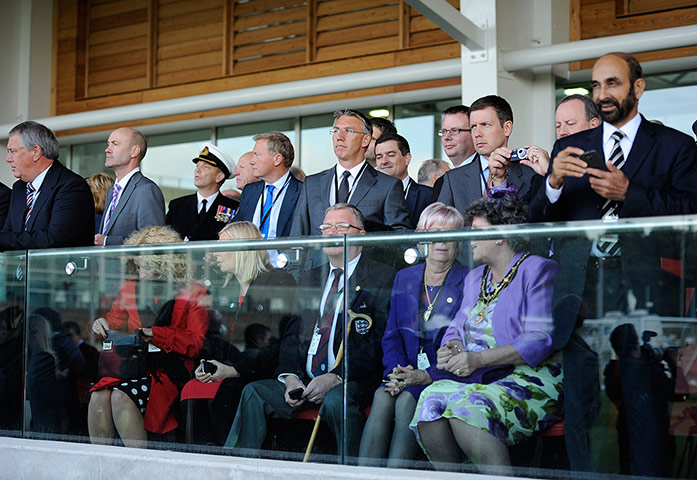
[409,192,563,472]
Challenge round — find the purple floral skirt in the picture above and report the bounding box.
[409,355,563,447]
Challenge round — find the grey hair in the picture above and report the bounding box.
[333,109,372,135]
[324,203,365,230]
[417,159,450,184]
[559,94,600,122]
[9,121,60,160]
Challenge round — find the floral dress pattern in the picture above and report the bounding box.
[409,292,563,447]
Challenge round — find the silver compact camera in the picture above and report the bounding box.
[510,147,528,162]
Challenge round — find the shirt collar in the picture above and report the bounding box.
[197,190,219,205]
[116,167,140,189]
[29,163,53,190]
[336,160,366,179]
[266,170,290,190]
[460,151,478,167]
[328,251,362,281]
[602,113,642,146]
[401,176,411,193]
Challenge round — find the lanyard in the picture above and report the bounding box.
[259,175,292,232]
[334,162,368,203]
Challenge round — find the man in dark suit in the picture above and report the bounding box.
[438,96,537,215]
[0,182,10,228]
[430,105,476,201]
[232,132,302,265]
[95,127,165,246]
[365,117,397,168]
[375,133,432,226]
[291,109,411,237]
[166,143,239,241]
[0,121,94,250]
[225,204,394,459]
[530,52,697,474]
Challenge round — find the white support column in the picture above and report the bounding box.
[459,1,499,105]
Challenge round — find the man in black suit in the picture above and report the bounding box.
[375,133,432,226]
[225,204,394,459]
[438,96,537,215]
[0,121,94,250]
[232,132,301,265]
[291,109,411,238]
[0,183,10,228]
[530,52,697,475]
[95,127,165,246]
[166,143,239,241]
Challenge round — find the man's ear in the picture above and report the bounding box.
[215,171,226,184]
[590,117,601,128]
[503,120,513,137]
[634,77,646,100]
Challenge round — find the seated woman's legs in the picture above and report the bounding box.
[386,392,418,469]
[449,418,511,469]
[358,387,396,466]
[418,418,465,471]
[88,389,115,445]
[110,389,147,448]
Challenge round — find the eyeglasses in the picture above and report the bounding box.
[329,127,366,137]
[437,128,471,137]
[7,146,25,155]
[318,222,361,233]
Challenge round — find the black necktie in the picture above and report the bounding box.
[198,199,207,221]
[336,171,351,204]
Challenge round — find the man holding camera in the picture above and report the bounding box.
[437,95,537,215]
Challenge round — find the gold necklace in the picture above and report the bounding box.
[474,253,530,324]
[423,269,445,322]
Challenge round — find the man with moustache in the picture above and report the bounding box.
[530,52,697,475]
[437,96,536,216]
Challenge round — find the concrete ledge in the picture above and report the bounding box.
[0,436,533,480]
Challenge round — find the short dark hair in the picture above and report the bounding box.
[9,121,60,160]
[369,117,397,136]
[244,323,270,350]
[558,94,600,122]
[607,52,643,84]
[465,192,528,252]
[441,105,470,119]
[334,109,371,134]
[469,95,513,126]
[253,132,295,168]
[375,132,410,156]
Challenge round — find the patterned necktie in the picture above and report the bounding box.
[198,199,207,221]
[336,171,351,204]
[24,182,36,230]
[101,183,122,234]
[259,184,275,238]
[600,130,626,220]
[311,268,343,377]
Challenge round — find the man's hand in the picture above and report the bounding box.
[548,146,587,189]
[94,234,106,246]
[302,373,340,404]
[520,145,550,177]
[587,162,629,202]
[283,375,306,408]
[488,147,512,187]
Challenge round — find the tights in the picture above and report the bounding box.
[88,389,147,448]
[358,388,418,468]
[418,417,512,474]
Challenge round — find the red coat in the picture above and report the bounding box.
[92,279,209,433]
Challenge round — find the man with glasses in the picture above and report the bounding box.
[290,109,411,268]
[226,203,393,460]
[430,105,476,200]
[0,121,94,250]
[437,96,536,215]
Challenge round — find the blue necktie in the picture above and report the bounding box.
[259,184,275,238]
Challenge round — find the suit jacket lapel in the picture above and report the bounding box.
[621,116,653,182]
[319,168,333,207]
[406,179,417,216]
[26,162,61,231]
[104,171,141,235]
[277,176,301,236]
[349,164,377,206]
[460,158,481,198]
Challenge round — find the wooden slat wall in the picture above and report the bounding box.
[53,0,461,116]
[570,0,697,70]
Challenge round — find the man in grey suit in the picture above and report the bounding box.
[437,95,537,215]
[291,109,411,239]
[95,127,165,246]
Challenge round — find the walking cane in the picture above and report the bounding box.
[303,309,372,462]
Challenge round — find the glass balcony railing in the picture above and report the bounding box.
[1,217,696,478]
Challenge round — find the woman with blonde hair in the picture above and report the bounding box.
[182,221,296,445]
[86,173,115,232]
[88,226,208,447]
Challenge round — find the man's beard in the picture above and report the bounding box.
[596,84,637,124]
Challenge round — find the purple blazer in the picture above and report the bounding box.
[381,260,468,397]
[442,253,558,367]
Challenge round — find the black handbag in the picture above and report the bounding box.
[98,330,147,379]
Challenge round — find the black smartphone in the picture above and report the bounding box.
[579,150,608,171]
[201,361,218,375]
[288,387,304,400]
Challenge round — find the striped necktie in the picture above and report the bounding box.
[311,268,343,377]
[600,130,625,220]
[101,183,123,234]
[24,182,36,230]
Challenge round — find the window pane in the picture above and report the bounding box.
[300,113,335,176]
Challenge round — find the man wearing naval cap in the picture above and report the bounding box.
[166,143,239,241]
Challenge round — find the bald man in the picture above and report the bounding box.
[95,127,165,246]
